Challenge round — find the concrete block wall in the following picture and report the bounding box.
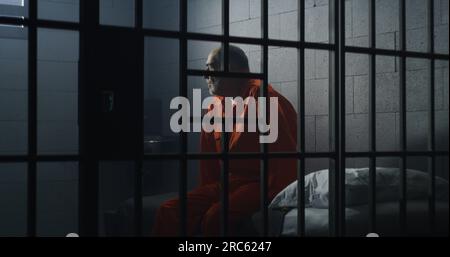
[181,0,449,174]
[0,0,448,235]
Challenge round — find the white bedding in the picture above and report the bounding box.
[267,167,449,236]
[281,201,449,237]
[270,167,449,209]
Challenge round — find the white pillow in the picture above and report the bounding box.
[269,167,449,209]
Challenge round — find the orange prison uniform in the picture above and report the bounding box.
[152,79,298,236]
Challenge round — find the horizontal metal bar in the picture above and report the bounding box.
[0,16,80,30]
[345,46,449,60]
[187,69,264,79]
[2,16,449,60]
[1,150,449,163]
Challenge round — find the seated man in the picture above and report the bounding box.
[152,45,297,236]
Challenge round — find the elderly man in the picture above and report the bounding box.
[153,45,297,236]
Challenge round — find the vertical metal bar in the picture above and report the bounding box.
[220,0,230,237]
[297,0,306,237]
[328,0,345,237]
[427,0,436,234]
[328,0,337,237]
[79,0,99,237]
[337,0,346,237]
[260,0,269,237]
[27,0,37,237]
[368,0,377,234]
[134,0,144,237]
[179,0,188,237]
[398,0,407,235]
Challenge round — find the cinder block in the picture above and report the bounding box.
[346,53,369,76]
[315,50,329,79]
[376,55,396,74]
[230,0,250,22]
[346,113,369,152]
[0,59,27,90]
[0,90,27,121]
[376,72,400,112]
[268,14,281,39]
[376,0,399,34]
[305,79,329,116]
[353,75,369,114]
[406,27,428,52]
[434,24,449,54]
[143,0,179,30]
[405,0,427,30]
[435,110,449,151]
[345,0,353,39]
[281,81,299,112]
[268,47,298,83]
[305,49,316,80]
[37,121,79,154]
[0,38,27,60]
[376,32,396,50]
[188,0,222,33]
[406,111,429,151]
[268,0,298,15]
[231,18,262,38]
[443,64,449,109]
[306,0,329,9]
[37,92,78,122]
[315,115,329,152]
[434,67,445,110]
[280,11,299,41]
[441,0,449,24]
[346,76,354,114]
[406,57,429,71]
[347,36,369,47]
[352,0,369,38]
[99,0,134,27]
[37,162,78,181]
[38,61,78,92]
[376,112,399,151]
[38,0,79,22]
[406,69,429,112]
[305,116,316,152]
[0,122,27,154]
[0,163,26,183]
[249,0,261,19]
[248,48,263,73]
[38,29,79,62]
[305,5,329,43]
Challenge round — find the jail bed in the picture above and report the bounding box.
[103,167,449,237]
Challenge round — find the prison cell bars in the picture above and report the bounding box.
[220,0,230,237]
[399,0,408,235]
[27,0,37,237]
[134,0,144,237]
[260,0,270,237]
[179,0,188,237]
[368,0,377,234]
[427,0,436,235]
[0,0,448,237]
[297,0,306,237]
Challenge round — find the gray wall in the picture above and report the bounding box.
[0,0,448,236]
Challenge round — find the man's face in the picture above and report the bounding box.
[205,49,225,96]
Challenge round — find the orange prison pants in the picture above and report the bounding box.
[152,177,260,236]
